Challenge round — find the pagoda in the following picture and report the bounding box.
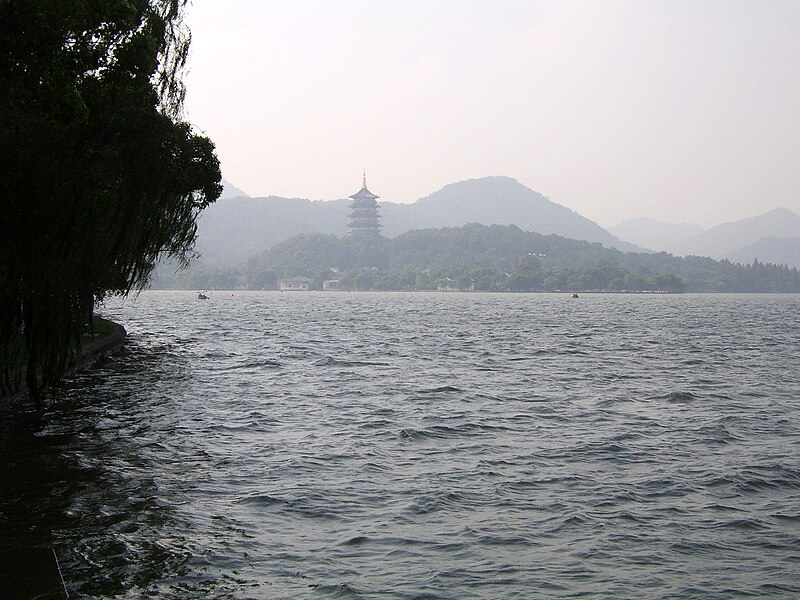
[348,171,381,238]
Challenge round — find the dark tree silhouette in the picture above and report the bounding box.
[0,1,222,399]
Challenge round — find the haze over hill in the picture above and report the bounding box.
[611,208,800,268]
[609,218,703,253]
[195,196,347,264]
[185,2,800,229]
[220,178,250,199]
[728,236,800,268]
[194,176,639,264]
[676,208,800,262]
[379,177,637,251]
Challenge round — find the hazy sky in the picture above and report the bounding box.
[184,0,800,228]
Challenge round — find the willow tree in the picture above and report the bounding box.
[0,1,222,399]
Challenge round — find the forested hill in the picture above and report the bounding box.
[161,223,800,293]
[192,176,638,264]
[379,177,639,252]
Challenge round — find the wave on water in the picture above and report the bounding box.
[306,582,365,599]
[398,422,511,441]
[417,385,462,394]
[651,390,699,403]
[405,491,465,515]
[730,464,800,492]
[313,356,390,367]
[216,358,282,371]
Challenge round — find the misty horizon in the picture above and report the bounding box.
[220,175,797,232]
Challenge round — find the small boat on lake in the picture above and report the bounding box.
[571,292,579,298]
[198,292,209,300]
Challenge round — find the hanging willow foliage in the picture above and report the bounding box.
[0,0,222,400]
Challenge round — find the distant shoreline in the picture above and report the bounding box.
[143,288,800,294]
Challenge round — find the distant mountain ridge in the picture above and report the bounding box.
[195,196,346,264]
[380,177,638,251]
[194,176,639,264]
[729,236,800,267]
[220,178,250,199]
[609,218,703,253]
[611,208,800,267]
[677,208,800,261]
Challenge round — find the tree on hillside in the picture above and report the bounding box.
[0,0,222,399]
[509,254,543,291]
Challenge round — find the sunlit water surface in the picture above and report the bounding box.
[2,291,800,598]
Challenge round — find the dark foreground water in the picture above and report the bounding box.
[2,292,800,598]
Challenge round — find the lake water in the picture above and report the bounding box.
[1,291,799,598]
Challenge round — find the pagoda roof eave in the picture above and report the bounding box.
[348,186,379,199]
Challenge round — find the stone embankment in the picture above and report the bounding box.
[71,319,127,372]
[1,318,126,408]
